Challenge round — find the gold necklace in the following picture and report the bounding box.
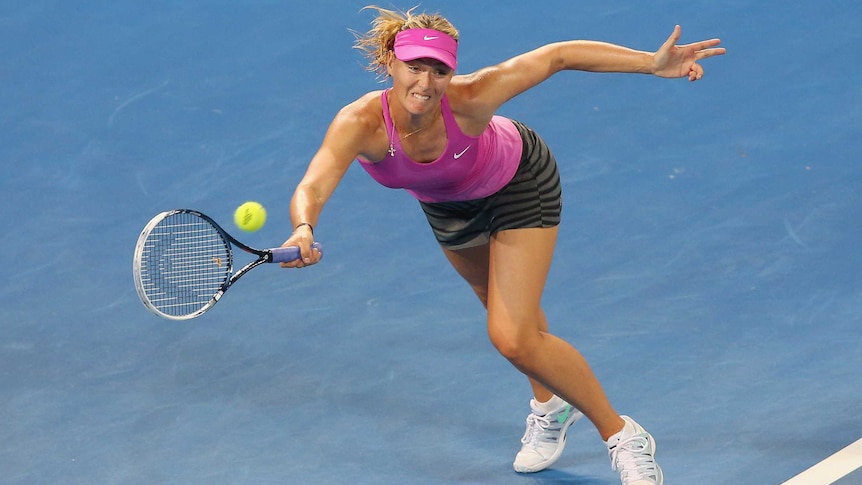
[401,125,425,139]
[388,119,428,157]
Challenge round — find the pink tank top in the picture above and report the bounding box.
[356,89,523,203]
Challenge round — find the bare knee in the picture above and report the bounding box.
[488,321,539,369]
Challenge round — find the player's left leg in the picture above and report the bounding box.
[486,225,624,442]
[488,226,663,483]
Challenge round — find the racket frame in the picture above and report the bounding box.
[133,209,315,320]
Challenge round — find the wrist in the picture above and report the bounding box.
[643,51,658,75]
[294,222,314,235]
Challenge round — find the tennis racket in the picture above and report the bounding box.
[133,209,321,320]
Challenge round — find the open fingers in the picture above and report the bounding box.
[681,38,726,59]
[661,24,683,51]
[696,46,727,60]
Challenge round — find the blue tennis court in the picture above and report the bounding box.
[1,1,860,484]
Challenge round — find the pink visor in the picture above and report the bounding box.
[393,28,458,70]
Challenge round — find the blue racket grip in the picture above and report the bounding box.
[270,242,322,264]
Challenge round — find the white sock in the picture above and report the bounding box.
[606,429,622,449]
[532,395,565,415]
[606,417,634,449]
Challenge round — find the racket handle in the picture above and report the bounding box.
[270,242,323,263]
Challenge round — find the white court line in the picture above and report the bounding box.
[782,438,862,485]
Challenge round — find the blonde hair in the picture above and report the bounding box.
[353,5,459,77]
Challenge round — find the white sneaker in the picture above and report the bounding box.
[513,396,583,473]
[607,416,663,485]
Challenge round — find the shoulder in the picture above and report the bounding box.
[444,70,506,133]
[324,90,390,162]
[448,70,498,104]
[335,90,385,132]
[445,45,561,128]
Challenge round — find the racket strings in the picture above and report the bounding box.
[138,212,231,316]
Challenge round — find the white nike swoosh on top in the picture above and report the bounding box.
[423,35,438,41]
[454,146,471,159]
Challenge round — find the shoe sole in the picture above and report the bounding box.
[513,410,584,473]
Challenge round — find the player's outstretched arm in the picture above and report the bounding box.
[453,25,725,117]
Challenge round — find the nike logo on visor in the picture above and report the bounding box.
[423,35,439,41]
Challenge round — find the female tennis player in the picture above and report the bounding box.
[281,6,724,484]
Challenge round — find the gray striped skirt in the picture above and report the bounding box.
[419,120,562,249]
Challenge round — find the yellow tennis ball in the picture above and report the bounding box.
[234,201,267,232]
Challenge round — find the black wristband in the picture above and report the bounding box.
[294,222,313,235]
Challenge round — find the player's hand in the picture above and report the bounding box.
[280,225,321,268]
[653,25,725,81]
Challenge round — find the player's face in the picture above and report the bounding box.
[388,56,453,115]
